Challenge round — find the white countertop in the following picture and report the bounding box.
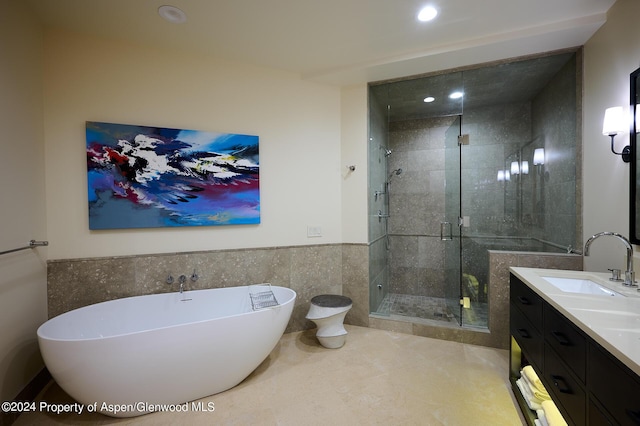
[510,267,640,376]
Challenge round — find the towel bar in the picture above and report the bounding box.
[0,240,48,256]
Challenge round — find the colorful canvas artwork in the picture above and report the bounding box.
[86,121,259,229]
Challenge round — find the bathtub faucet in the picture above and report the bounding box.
[179,274,187,293]
[584,231,636,287]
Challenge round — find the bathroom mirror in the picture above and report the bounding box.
[630,66,640,244]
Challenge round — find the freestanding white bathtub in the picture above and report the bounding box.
[37,285,296,417]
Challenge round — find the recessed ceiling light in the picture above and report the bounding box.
[424,96,435,103]
[158,5,187,24]
[417,6,438,22]
[449,91,464,99]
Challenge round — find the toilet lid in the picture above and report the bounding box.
[310,294,352,308]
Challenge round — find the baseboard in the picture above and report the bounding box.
[0,368,51,426]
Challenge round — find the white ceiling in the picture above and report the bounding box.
[25,0,616,86]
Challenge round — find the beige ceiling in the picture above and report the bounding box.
[25,0,615,86]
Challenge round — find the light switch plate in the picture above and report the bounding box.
[307,226,322,237]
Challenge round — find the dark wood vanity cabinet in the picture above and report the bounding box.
[510,273,640,426]
[589,342,640,425]
[543,304,586,382]
[511,276,544,328]
[544,342,586,425]
[510,276,544,371]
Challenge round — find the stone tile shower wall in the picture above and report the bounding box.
[460,103,532,236]
[528,57,579,247]
[386,106,530,297]
[386,116,452,298]
[47,244,370,333]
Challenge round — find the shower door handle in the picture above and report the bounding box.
[440,222,453,241]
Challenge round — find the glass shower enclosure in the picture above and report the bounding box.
[368,51,579,329]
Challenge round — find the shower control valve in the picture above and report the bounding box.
[166,274,174,285]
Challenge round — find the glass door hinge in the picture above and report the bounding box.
[459,216,470,227]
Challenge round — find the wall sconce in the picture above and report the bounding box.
[533,148,545,166]
[602,106,630,162]
[508,160,529,176]
[497,170,511,182]
[510,161,520,175]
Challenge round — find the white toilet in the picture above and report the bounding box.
[306,294,352,349]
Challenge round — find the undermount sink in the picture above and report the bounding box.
[542,276,624,297]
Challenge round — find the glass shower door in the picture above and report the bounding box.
[443,116,462,326]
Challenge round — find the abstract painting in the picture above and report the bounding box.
[86,121,259,229]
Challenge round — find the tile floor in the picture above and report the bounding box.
[376,294,454,322]
[15,326,525,425]
[376,293,489,328]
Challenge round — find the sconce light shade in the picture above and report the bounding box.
[602,106,627,136]
[510,161,520,175]
[603,106,631,162]
[497,170,505,181]
[533,148,545,166]
[521,161,529,175]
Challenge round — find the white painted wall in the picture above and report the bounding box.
[583,0,640,273]
[340,84,369,244]
[43,30,343,259]
[0,0,48,402]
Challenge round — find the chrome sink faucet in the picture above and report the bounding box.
[584,232,636,287]
[179,274,187,294]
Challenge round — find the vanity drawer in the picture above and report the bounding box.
[510,275,543,331]
[544,344,585,426]
[588,397,618,426]
[589,343,640,426]
[544,304,586,383]
[511,302,543,371]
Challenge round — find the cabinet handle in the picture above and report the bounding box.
[627,409,640,423]
[517,328,531,339]
[550,375,572,394]
[517,296,531,305]
[551,330,571,346]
